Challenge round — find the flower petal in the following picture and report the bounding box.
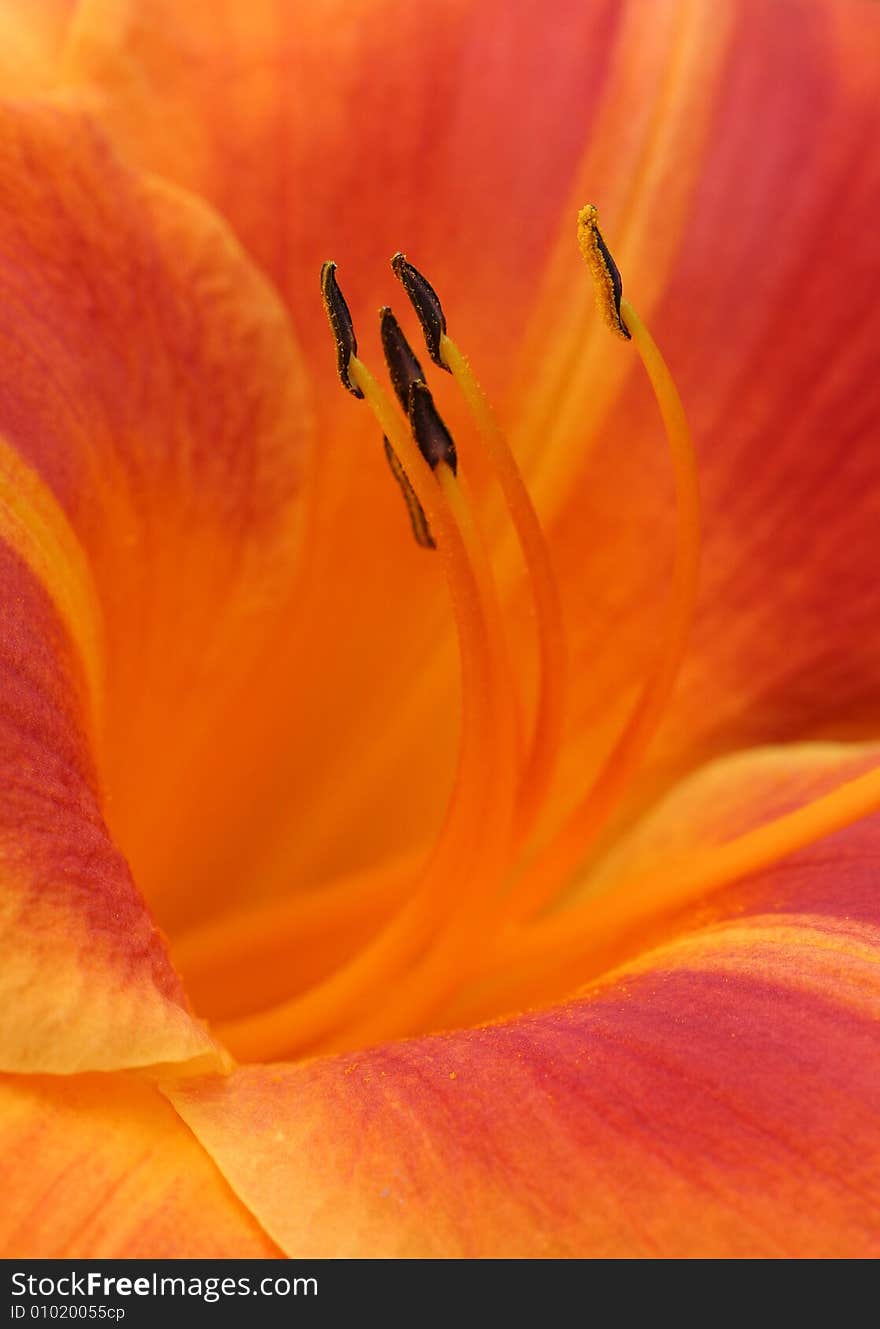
[0,1,74,97]
[472,742,880,1022]
[167,857,880,1257]
[0,1073,280,1257]
[0,99,309,1063]
[167,743,880,1257]
[0,540,217,1073]
[68,0,620,356]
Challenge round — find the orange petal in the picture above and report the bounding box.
[0,1073,280,1257]
[68,0,620,358]
[0,100,309,1064]
[167,866,880,1257]
[0,1,74,96]
[466,742,880,1021]
[166,746,880,1256]
[0,541,217,1073]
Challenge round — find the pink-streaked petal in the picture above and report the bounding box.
[167,866,880,1257]
[0,98,310,1062]
[0,1073,281,1257]
[167,749,880,1257]
[0,541,217,1072]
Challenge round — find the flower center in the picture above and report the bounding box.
[166,208,880,1062]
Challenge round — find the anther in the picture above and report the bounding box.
[320,260,364,396]
[408,381,458,474]
[383,439,436,549]
[391,252,450,370]
[380,307,427,410]
[377,309,438,549]
[576,204,631,340]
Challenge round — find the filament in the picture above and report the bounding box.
[506,295,701,922]
[218,355,505,1059]
[440,332,567,846]
[457,756,880,1021]
[329,460,520,1051]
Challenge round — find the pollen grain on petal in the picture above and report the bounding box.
[576,203,631,340]
[320,260,364,397]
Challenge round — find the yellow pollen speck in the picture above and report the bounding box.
[449,1071,457,1080]
[576,203,630,340]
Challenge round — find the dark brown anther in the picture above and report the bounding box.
[593,226,630,339]
[320,260,364,396]
[383,438,436,549]
[379,307,426,411]
[408,381,457,474]
[390,252,450,371]
[576,205,631,340]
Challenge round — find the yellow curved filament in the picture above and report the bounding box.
[328,460,521,1051]
[440,332,567,847]
[218,356,510,1060]
[459,757,880,1021]
[506,295,701,922]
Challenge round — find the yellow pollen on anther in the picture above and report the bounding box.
[576,203,631,340]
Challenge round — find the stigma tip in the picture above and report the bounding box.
[390,252,450,371]
[320,261,364,396]
[408,380,457,474]
[576,205,631,340]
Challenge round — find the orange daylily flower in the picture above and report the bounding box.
[1,0,879,1258]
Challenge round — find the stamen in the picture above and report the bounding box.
[378,307,446,547]
[228,210,880,1059]
[506,209,701,922]
[576,203,631,340]
[390,251,449,369]
[323,455,520,1052]
[392,254,567,843]
[219,269,508,1060]
[173,851,421,1003]
[320,260,364,397]
[440,334,566,841]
